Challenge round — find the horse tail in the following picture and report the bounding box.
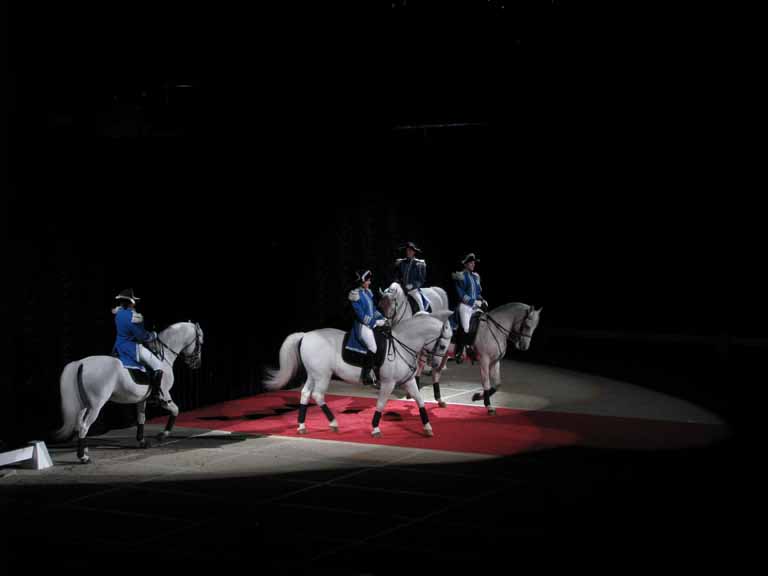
[263,332,305,391]
[53,361,83,441]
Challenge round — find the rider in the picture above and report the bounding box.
[348,270,388,385]
[393,241,428,313]
[111,288,165,405]
[452,253,488,364]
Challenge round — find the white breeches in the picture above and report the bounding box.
[458,303,474,333]
[138,345,164,372]
[408,288,426,312]
[360,325,377,353]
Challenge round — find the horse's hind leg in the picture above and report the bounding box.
[76,408,91,463]
[311,378,338,432]
[136,402,149,448]
[76,399,106,463]
[297,378,314,435]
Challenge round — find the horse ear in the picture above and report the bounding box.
[536,306,543,314]
[433,309,453,323]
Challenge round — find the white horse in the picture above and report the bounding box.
[379,281,453,406]
[462,303,542,414]
[53,322,204,463]
[264,312,452,437]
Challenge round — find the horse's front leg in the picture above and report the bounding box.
[371,380,396,437]
[408,352,426,398]
[403,378,433,437]
[431,350,450,408]
[156,400,180,442]
[136,401,149,448]
[491,360,502,390]
[479,355,495,415]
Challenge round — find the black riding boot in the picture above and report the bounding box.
[361,352,376,386]
[454,330,465,364]
[147,370,164,406]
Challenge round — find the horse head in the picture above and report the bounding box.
[379,282,407,324]
[515,306,542,351]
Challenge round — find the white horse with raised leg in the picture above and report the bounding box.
[264,313,452,437]
[462,303,542,414]
[379,281,453,406]
[53,322,204,463]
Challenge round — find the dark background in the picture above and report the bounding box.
[6,1,748,445]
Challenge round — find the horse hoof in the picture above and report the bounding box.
[330,424,339,433]
[372,429,381,438]
[438,400,447,408]
[488,407,496,415]
[297,428,308,435]
[79,456,91,464]
[156,432,170,442]
[138,439,150,449]
[424,428,434,437]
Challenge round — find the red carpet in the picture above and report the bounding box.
[151,391,726,456]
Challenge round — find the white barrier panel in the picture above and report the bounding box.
[0,441,53,470]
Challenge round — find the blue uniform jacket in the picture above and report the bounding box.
[112,307,157,370]
[346,288,383,353]
[453,270,482,306]
[395,257,426,291]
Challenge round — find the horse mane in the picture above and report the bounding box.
[392,312,443,334]
[489,302,531,316]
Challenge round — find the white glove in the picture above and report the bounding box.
[375,319,387,327]
[406,284,413,290]
[474,300,484,308]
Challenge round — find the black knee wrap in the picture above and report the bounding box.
[419,406,429,425]
[372,410,382,428]
[298,403,308,424]
[320,404,334,421]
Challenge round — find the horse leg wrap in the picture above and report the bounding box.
[419,406,429,425]
[298,404,308,424]
[320,404,335,422]
[77,438,86,460]
[483,389,492,406]
[165,414,176,431]
[433,382,441,401]
[372,410,382,428]
[136,423,144,442]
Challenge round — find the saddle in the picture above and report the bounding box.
[125,367,152,386]
[341,328,389,368]
[452,310,483,345]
